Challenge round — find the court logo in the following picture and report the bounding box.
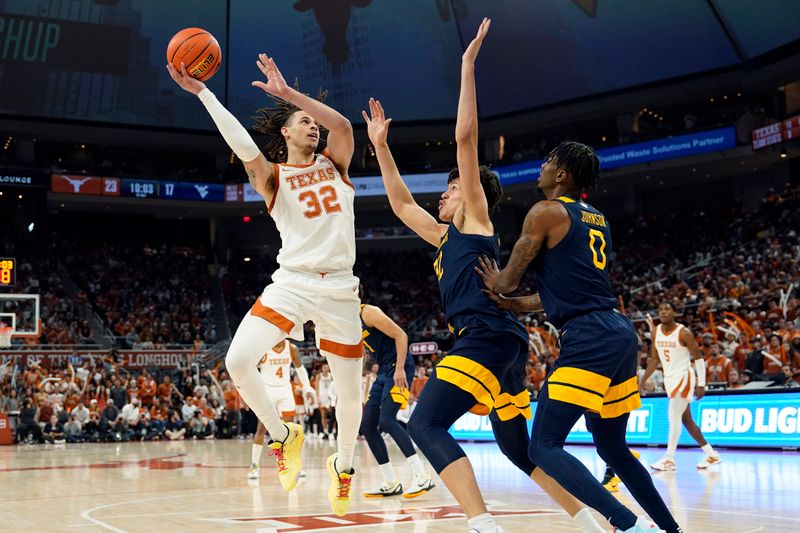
[202,504,562,531]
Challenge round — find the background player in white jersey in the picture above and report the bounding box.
[249,340,314,480]
[640,302,721,471]
[314,363,335,439]
[168,53,363,515]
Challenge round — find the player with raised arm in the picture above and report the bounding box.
[248,339,315,480]
[475,140,682,532]
[641,303,721,471]
[364,19,606,533]
[359,302,434,499]
[168,54,363,516]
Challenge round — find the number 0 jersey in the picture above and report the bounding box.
[268,151,356,272]
[533,196,617,329]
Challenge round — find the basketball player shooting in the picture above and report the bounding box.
[167,54,364,516]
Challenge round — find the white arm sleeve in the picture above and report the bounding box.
[295,365,313,392]
[197,88,261,162]
[694,358,707,387]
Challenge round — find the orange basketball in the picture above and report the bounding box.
[166,27,221,82]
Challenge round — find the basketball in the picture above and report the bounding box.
[166,27,221,82]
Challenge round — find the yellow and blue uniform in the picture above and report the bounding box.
[408,223,535,476]
[528,195,680,533]
[533,196,640,418]
[432,224,531,421]
[361,306,415,409]
[359,305,417,465]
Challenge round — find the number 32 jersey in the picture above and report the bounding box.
[532,196,617,329]
[268,151,356,273]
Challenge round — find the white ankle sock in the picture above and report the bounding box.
[467,512,496,532]
[379,462,397,484]
[251,443,263,465]
[701,443,715,455]
[573,508,606,533]
[406,454,425,476]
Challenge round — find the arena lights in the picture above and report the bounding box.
[243,257,251,262]
[242,216,251,223]
[780,148,787,158]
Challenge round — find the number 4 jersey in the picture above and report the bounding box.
[532,196,617,329]
[268,151,356,273]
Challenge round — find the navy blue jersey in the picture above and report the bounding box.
[533,196,617,328]
[433,224,528,342]
[361,305,414,376]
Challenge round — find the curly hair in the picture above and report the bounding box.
[447,165,503,213]
[546,141,600,192]
[252,81,328,163]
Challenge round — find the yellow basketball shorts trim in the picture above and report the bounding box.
[547,367,640,418]
[435,355,532,421]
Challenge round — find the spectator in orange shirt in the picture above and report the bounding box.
[706,343,732,384]
[223,382,241,437]
[158,375,173,402]
[726,369,743,390]
[763,334,789,375]
[140,375,157,406]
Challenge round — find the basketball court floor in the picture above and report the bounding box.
[2,437,797,532]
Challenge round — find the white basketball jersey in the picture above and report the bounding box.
[268,152,356,272]
[259,340,292,387]
[317,373,333,395]
[653,323,691,378]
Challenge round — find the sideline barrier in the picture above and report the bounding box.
[450,390,800,449]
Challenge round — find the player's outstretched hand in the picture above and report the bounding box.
[252,53,290,98]
[474,254,500,291]
[393,368,408,391]
[463,17,491,64]
[362,97,392,146]
[166,62,206,95]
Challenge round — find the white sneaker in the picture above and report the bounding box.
[613,516,665,532]
[650,456,676,472]
[247,463,259,480]
[403,473,435,499]
[697,453,721,469]
[363,480,403,498]
[468,525,504,533]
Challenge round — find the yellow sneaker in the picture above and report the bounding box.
[603,475,621,493]
[267,422,304,491]
[327,453,354,516]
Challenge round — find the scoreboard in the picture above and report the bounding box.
[0,258,15,287]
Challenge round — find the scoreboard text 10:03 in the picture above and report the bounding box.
[0,258,16,286]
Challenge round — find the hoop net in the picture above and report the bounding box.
[0,324,13,347]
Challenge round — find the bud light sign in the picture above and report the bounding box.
[450,392,800,449]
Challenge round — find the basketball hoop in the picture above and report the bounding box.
[0,324,13,347]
